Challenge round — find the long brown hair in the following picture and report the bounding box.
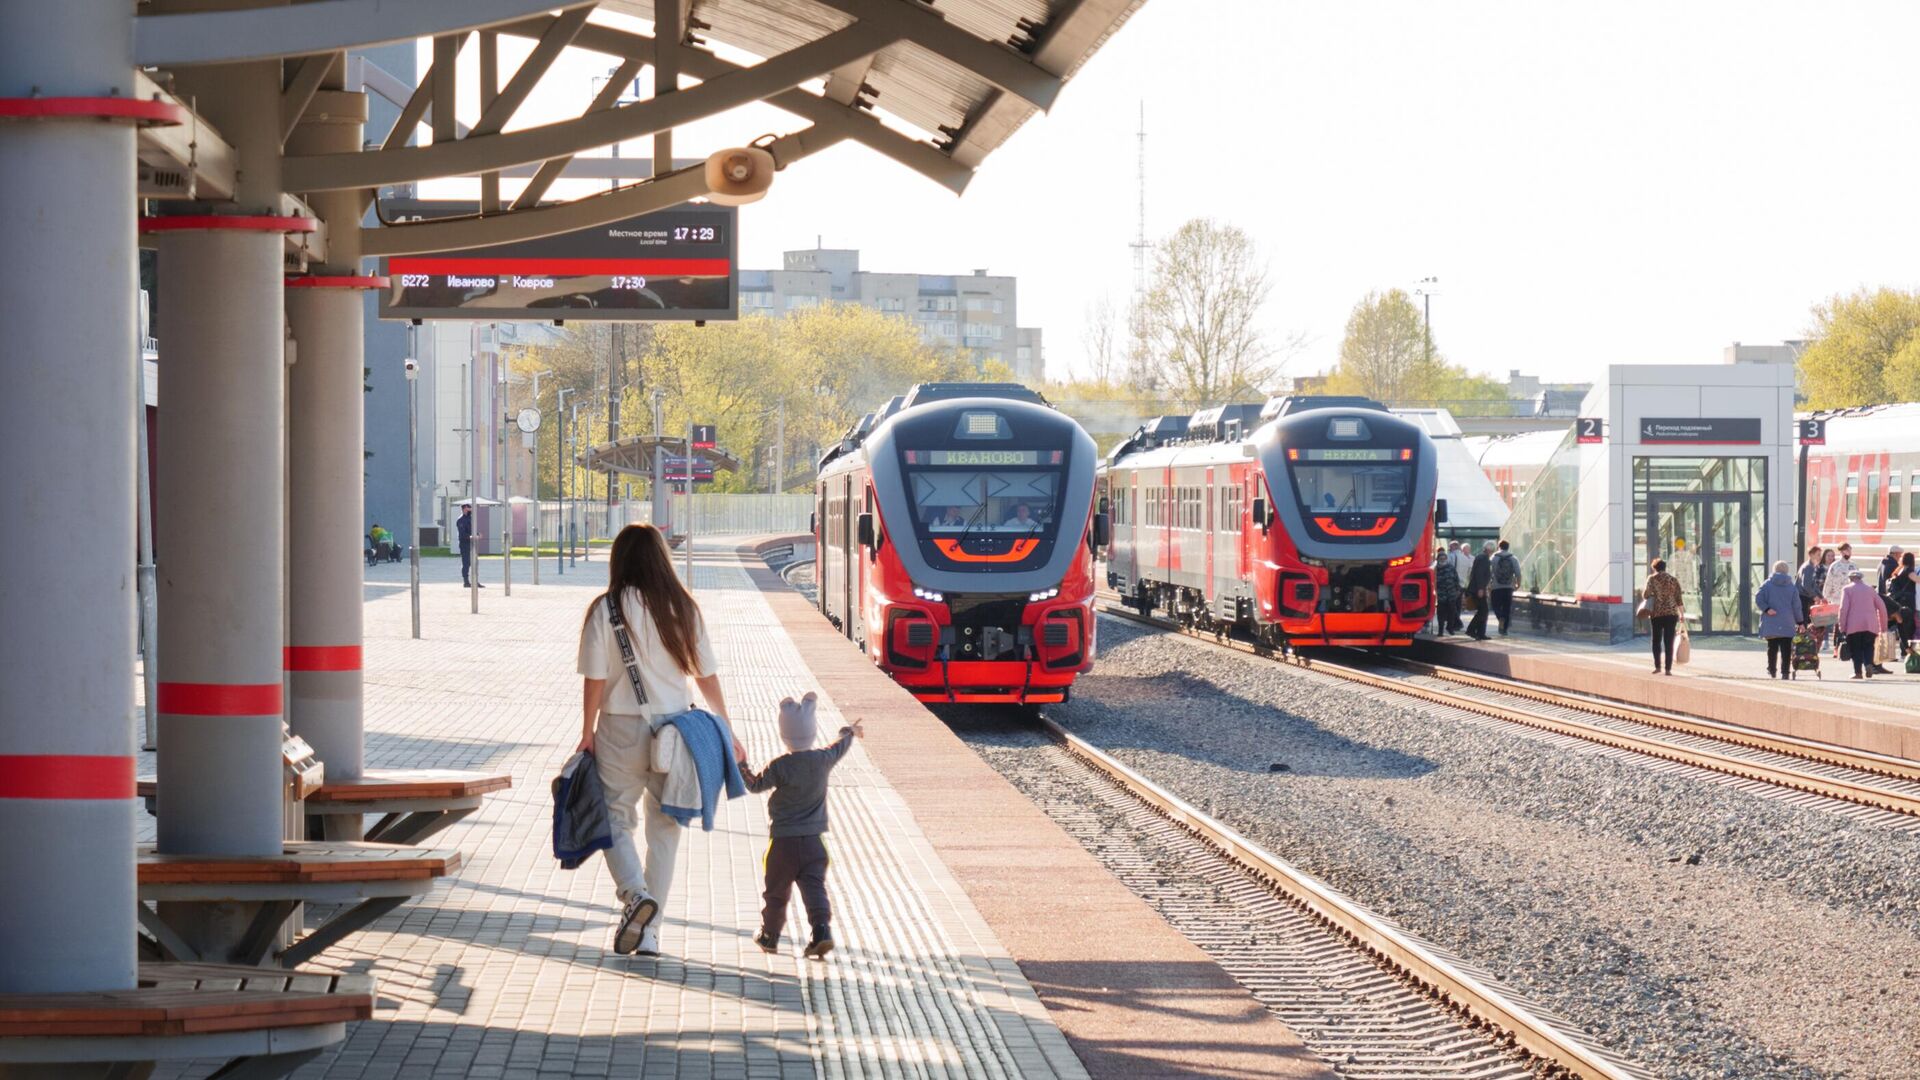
[586,524,704,674]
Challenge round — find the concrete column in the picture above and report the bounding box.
[155,57,290,860]
[0,0,139,994]
[286,88,369,784]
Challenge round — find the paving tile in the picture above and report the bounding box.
[143,544,1085,1079]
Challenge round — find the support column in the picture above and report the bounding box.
[286,86,371,785]
[153,57,296,866]
[0,0,140,994]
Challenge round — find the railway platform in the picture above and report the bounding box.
[132,539,1325,1079]
[1418,625,1920,764]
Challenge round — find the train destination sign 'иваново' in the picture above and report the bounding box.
[378,201,737,322]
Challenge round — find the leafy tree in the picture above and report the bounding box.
[1325,289,1505,404]
[1798,287,1920,408]
[1138,219,1279,409]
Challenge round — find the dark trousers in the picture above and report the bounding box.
[1649,615,1678,671]
[1466,593,1490,638]
[1490,588,1514,634]
[1847,630,1879,677]
[1436,598,1460,635]
[459,541,473,584]
[1766,636,1793,678]
[762,834,830,940]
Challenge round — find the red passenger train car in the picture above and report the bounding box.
[815,383,1104,705]
[1102,397,1443,648]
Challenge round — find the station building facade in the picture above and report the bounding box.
[1497,363,1798,640]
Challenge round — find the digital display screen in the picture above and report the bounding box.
[1301,448,1397,462]
[378,201,736,322]
[928,450,1041,466]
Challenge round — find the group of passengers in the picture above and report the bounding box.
[1431,539,1521,642]
[925,503,1043,531]
[1782,542,1917,680]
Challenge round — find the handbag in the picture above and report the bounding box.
[1877,630,1899,666]
[1635,597,1651,618]
[1674,629,1691,666]
[1838,638,1852,662]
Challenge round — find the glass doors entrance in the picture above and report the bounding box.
[1648,496,1752,634]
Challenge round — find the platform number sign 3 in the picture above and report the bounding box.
[1576,417,1603,444]
[692,424,716,450]
[1797,418,1825,446]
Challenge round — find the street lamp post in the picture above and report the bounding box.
[406,325,421,639]
[556,386,574,576]
[1414,276,1439,366]
[569,400,586,567]
[529,369,551,586]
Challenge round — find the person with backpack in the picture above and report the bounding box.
[1465,541,1494,640]
[1488,540,1521,636]
[575,524,747,957]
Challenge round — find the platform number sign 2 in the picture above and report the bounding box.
[1576,417,1603,444]
[692,424,716,450]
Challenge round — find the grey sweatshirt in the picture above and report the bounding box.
[744,727,855,838]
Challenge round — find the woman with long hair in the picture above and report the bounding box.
[576,524,746,957]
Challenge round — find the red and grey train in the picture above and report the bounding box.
[1102,397,1444,648]
[815,383,1104,705]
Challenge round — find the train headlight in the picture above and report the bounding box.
[912,587,945,603]
[1028,587,1059,602]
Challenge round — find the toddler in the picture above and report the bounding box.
[743,692,860,958]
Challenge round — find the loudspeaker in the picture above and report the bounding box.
[704,147,775,206]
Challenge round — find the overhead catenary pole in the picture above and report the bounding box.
[498,338,511,597]
[652,388,668,534]
[557,386,574,576]
[0,0,141,993]
[685,421,696,586]
[470,325,484,612]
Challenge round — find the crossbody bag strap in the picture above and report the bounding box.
[604,593,649,707]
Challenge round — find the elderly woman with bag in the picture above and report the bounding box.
[1836,568,1889,680]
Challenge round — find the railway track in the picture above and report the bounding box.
[1097,600,1920,827]
[1030,710,1649,1080]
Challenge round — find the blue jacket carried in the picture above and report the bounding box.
[654,708,746,831]
[1754,572,1802,638]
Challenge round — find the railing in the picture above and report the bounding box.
[534,494,812,542]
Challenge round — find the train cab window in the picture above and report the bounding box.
[1289,448,1412,516]
[902,446,1070,570]
[1845,475,1859,522]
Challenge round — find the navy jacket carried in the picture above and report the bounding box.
[551,750,613,869]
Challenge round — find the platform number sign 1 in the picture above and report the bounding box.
[1797,418,1826,446]
[1576,417,1603,444]
[692,424,716,450]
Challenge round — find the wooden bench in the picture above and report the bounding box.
[139,766,511,845]
[0,961,371,1079]
[138,841,461,968]
[310,767,512,843]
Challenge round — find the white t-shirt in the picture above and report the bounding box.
[576,587,719,717]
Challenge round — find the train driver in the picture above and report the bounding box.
[931,505,969,529]
[1001,503,1038,530]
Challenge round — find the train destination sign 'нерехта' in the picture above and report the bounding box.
[378,201,737,322]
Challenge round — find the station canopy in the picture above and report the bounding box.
[581,434,741,478]
[134,0,1148,259]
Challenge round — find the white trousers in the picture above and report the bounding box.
[595,712,683,909]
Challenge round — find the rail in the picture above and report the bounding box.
[1036,711,1646,1080]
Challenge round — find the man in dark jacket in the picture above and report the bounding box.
[457,503,483,588]
[1465,541,1494,640]
[1882,546,1904,599]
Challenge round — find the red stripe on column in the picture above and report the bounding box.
[0,755,135,799]
[156,682,283,715]
[284,645,363,672]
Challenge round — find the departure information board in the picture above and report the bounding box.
[377,200,737,322]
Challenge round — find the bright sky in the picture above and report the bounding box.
[430,1,1920,386]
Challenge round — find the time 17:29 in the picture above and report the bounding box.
[671,225,718,243]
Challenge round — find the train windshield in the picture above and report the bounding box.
[903,450,1066,568]
[1290,454,1412,516]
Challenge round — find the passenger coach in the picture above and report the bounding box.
[815,383,1104,705]
[1103,397,1444,648]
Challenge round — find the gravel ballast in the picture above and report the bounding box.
[958,617,1920,1080]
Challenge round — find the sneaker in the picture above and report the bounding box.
[636,926,661,957]
[752,930,779,955]
[803,929,834,960]
[613,891,658,955]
